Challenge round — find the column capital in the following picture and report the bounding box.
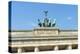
[18,47,22,53]
[34,46,39,52]
[67,45,72,50]
[54,45,58,50]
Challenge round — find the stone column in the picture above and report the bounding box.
[67,45,72,50]
[34,46,39,52]
[18,47,22,53]
[54,45,58,50]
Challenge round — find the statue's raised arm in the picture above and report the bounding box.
[44,11,48,18]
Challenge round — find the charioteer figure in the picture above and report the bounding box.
[38,11,56,27]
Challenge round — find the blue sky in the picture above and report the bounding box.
[10,1,78,30]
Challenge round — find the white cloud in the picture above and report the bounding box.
[67,17,72,20]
